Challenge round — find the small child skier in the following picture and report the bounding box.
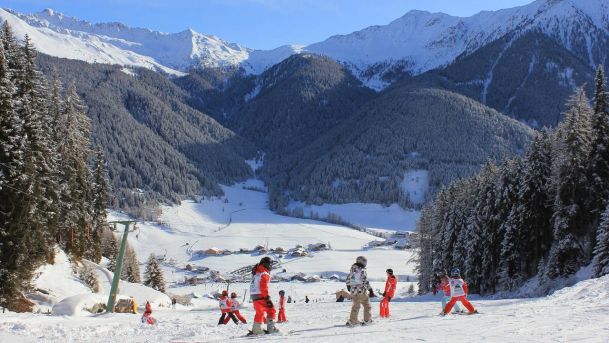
[438,274,461,314]
[380,268,397,318]
[141,301,156,325]
[277,290,287,323]
[225,292,247,324]
[441,268,477,315]
[218,290,234,325]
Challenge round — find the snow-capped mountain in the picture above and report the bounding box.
[1,0,608,87]
[308,0,609,87]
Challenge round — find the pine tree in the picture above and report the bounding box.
[85,150,109,263]
[0,30,27,308]
[415,206,434,294]
[546,88,594,279]
[78,263,100,293]
[106,234,119,272]
[121,245,141,283]
[589,66,609,216]
[144,254,166,293]
[593,203,609,277]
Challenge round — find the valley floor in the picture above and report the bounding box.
[2,276,609,343]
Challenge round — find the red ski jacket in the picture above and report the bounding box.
[219,295,233,313]
[443,277,469,297]
[384,275,397,298]
[250,264,271,300]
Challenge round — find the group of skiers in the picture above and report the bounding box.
[217,290,248,325]
[217,255,478,335]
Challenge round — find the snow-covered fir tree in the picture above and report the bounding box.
[144,254,166,293]
[589,66,609,216]
[78,262,100,293]
[593,203,609,277]
[546,88,594,279]
[121,245,141,284]
[85,150,109,263]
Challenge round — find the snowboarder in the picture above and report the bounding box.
[278,290,287,323]
[225,292,247,324]
[287,296,292,304]
[441,268,477,315]
[346,256,374,326]
[171,297,177,310]
[380,268,397,318]
[438,274,461,314]
[141,301,156,325]
[305,296,310,303]
[249,256,279,335]
[218,290,234,325]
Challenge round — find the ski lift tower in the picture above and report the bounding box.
[106,220,138,313]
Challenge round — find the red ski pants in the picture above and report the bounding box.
[224,310,247,324]
[379,297,391,317]
[444,296,475,314]
[278,308,287,322]
[253,299,276,323]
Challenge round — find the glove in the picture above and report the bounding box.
[382,292,386,297]
[265,297,274,309]
[369,289,375,298]
[347,285,351,292]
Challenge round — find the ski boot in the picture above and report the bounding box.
[250,322,265,336]
[266,319,280,334]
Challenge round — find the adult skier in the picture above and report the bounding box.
[346,256,374,326]
[278,290,287,323]
[249,256,279,335]
[379,268,397,318]
[226,292,247,324]
[441,268,477,315]
[218,290,234,325]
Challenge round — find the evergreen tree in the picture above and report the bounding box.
[415,206,434,294]
[121,245,141,283]
[593,203,609,277]
[590,67,609,209]
[85,150,109,263]
[546,88,594,279]
[78,263,100,293]
[144,254,166,293]
[106,234,119,272]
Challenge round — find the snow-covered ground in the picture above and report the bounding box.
[3,275,609,342]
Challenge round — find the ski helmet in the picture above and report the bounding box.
[279,290,285,296]
[222,290,228,296]
[260,256,273,270]
[386,268,394,275]
[230,292,237,298]
[450,267,460,277]
[356,256,367,267]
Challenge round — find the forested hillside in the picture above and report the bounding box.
[261,86,534,210]
[417,68,609,295]
[36,55,256,216]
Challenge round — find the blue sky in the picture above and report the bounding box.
[3,0,535,49]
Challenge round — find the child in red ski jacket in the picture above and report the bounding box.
[218,290,234,325]
[277,290,287,323]
[141,301,156,325]
[249,257,278,335]
[380,268,397,318]
[442,268,477,315]
[225,292,247,324]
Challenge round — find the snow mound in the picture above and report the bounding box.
[549,274,609,303]
[52,293,111,316]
